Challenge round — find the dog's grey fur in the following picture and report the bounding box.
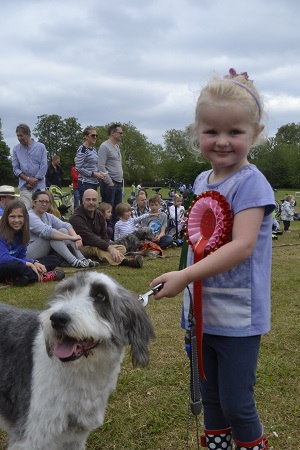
[114,226,154,252]
[0,272,154,450]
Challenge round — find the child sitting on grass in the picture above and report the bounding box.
[114,202,157,240]
[99,202,114,240]
[141,195,174,249]
[0,200,65,286]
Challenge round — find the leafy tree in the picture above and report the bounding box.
[0,119,15,184]
[33,114,64,160]
[33,115,83,185]
[162,128,209,186]
[275,123,300,147]
[59,117,83,181]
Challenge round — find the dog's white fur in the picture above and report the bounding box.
[0,272,154,450]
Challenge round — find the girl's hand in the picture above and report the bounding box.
[71,234,82,244]
[150,270,189,299]
[74,238,82,249]
[33,262,47,273]
[28,262,43,282]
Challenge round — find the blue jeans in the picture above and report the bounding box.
[78,181,99,203]
[200,334,262,442]
[100,180,123,225]
[157,234,173,249]
[72,189,80,209]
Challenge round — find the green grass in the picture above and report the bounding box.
[0,189,299,449]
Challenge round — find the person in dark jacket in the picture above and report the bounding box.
[46,155,64,188]
[69,189,143,268]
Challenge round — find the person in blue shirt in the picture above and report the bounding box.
[12,123,47,210]
[0,200,65,286]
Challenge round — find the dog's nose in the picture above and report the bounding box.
[50,312,71,330]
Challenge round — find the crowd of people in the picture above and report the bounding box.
[0,122,189,287]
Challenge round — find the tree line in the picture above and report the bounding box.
[1,116,300,189]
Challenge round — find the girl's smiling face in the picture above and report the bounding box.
[197,98,263,176]
[8,208,24,232]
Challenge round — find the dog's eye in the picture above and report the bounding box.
[93,293,106,303]
[90,284,108,303]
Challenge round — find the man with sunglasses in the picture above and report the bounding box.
[76,127,107,204]
[98,123,124,228]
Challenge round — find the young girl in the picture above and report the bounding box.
[99,202,114,240]
[151,69,274,449]
[114,202,155,240]
[280,194,295,232]
[0,200,65,286]
[27,190,98,268]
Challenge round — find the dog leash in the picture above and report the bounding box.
[139,284,202,449]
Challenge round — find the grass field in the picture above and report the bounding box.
[0,187,299,449]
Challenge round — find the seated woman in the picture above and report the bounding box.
[26,190,98,268]
[0,200,65,286]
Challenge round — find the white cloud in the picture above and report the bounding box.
[1,0,300,152]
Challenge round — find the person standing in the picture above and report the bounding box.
[12,123,47,210]
[76,127,106,203]
[98,123,124,226]
[150,69,274,449]
[280,194,295,232]
[46,155,64,188]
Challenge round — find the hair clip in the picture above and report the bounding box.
[229,68,250,81]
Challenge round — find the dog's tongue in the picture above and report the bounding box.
[54,339,82,358]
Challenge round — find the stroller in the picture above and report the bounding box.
[48,185,73,220]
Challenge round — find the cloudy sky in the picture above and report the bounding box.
[1,0,300,153]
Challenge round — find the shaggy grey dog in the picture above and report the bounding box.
[0,272,154,450]
[114,226,154,252]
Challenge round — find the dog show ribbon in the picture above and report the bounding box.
[185,190,233,379]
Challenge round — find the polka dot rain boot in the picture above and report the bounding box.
[201,427,233,449]
[234,435,268,449]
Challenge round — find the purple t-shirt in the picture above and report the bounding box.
[181,164,275,337]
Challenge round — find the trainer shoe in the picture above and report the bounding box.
[82,258,100,268]
[42,269,65,282]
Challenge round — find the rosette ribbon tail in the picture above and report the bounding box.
[193,241,206,380]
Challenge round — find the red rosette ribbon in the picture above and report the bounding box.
[185,190,233,379]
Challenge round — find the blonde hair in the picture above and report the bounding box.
[284,195,294,202]
[190,69,265,153]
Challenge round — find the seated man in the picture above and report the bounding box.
[69,189,143,268]
[141,194,173,249]
[0,185,20,217]
[131,190,149,218]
